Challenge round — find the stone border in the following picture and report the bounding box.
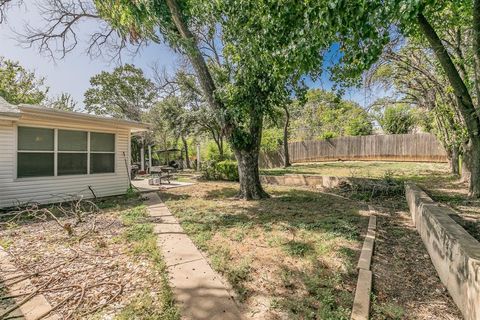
[261,174,376,189]
[0,247,59,320]
[405,183,480,320]
[351,208,377,320]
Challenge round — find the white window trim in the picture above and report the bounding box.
[15,125,116,180]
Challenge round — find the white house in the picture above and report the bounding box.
[0,97,149,209]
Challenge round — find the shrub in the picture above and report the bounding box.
[261,127,283,152]
[201,140,234,162]
[202,160,239,181]
[345,116,373,136]
[380,105,415,134]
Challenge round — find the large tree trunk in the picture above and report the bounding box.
[181,135,191,169]
[417,12,480,196]
[283,105,291,168]
[235,148,269,199]
[231,113,269,199]
[450,145,460,175]
[166,0,268,199]
[462,140,480,197]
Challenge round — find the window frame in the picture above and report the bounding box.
[16,127,55,178]
[89,132,116,174]
[15,125,116,180]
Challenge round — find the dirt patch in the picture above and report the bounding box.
[0,197,178,319]
[366,197,462,319]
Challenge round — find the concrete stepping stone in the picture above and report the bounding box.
[0,247,59,320]
[145,193,243,320]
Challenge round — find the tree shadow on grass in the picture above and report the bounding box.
[161,186,369,243]
[158,184,371,318]
[158,192,191,202]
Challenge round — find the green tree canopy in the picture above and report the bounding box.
[93,0,389,199]
[0,57,48,105]
[375,104,415,134]
[84,64,157,121]
[46,92,78,112]
[290,89,372,140]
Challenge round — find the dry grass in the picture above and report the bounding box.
[263,161,480,240]
[0,195,179,320]
[160,182,371,319]
[261,161,450,180]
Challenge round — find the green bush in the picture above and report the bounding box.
[201,140,234,162]
[202,160,239,181]
[261,127,283,152]
[380,105,415,134]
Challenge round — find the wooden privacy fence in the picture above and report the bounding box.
[259,133,448,168]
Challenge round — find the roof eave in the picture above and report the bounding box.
[18,105,151,131]
[0,112,21,120]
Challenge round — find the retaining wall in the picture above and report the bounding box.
[405,184,480,320]
[260,174,365,188]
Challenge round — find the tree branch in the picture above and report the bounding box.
[19,0,135,61]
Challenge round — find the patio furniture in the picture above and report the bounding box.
[149,166,176,185]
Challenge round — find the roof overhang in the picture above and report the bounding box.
[17,104,150,132]
[0,97,21,120]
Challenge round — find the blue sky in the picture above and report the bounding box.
[0,3,179,109]
[0,3,378,110]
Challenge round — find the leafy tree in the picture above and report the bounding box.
[367,40,466,174]
[376,104,415,134]
[261,127,283,153]
[0,57,48,104]
[46,92,78,111]
[153,68,226,160]
[84,64,157,121]
[390,0,480,196]
[290,89,372,141]
[322,0,480,196]
[150,97,195,168]
[23,0,392,199]
[345,117,374,136]
[91,0,389,199]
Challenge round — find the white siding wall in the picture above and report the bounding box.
[0,116,132,208]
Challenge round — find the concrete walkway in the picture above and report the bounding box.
[144,193,242,320]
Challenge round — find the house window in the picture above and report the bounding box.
[90,132,115,174]
[58,130,88,175]
[17,127,54,178]
[17,127,115,178]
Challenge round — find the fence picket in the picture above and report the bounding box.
[259,133,447,168]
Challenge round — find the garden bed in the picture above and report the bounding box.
[366,193,462,319]
[0,196,179,319]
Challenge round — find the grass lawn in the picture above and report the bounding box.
[262,160,480,240]
[160,182,371,319]
[261,161,450,180]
